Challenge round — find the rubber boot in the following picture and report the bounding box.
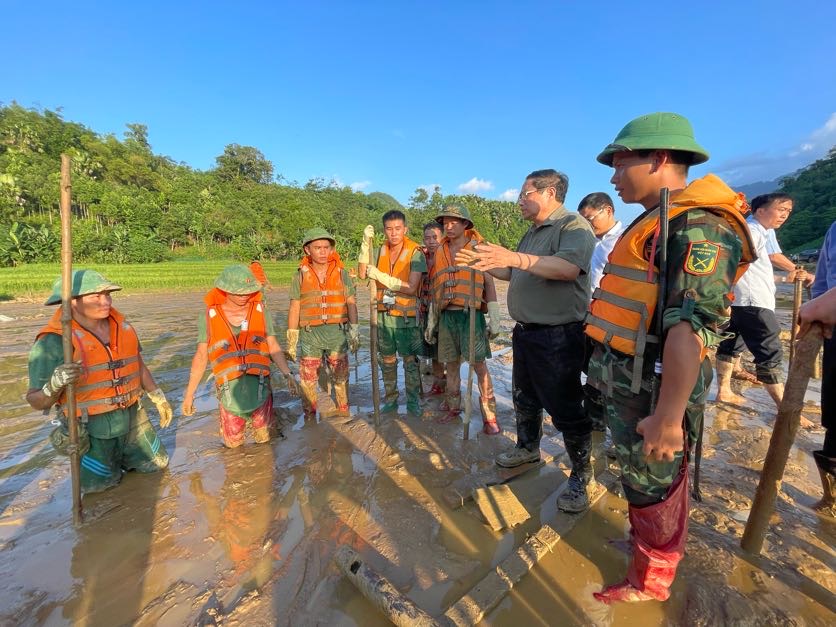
[558,431,594,513]
[328,354,351,417]
[595,468,689,603]
[428,361,447,396]
[405,357,423,417]
[439,393,461,424]
[812,451,836,518]
[380,360,399,414]
[480,396,500,435]
[299,357,321,420]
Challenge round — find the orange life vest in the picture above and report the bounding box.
[375,237,421,317]
[585,174,756,393]
[297,255,349,327]
[249,261,268,286]
[205,289,272,388]
[37,307,143,419]
[429,230,486,311]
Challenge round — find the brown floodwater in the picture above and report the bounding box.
[0,289,833,626]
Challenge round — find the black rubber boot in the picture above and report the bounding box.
[813,450,836,518]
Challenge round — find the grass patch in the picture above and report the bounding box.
[0,261,305,299]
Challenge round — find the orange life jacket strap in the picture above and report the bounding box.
[602,262,657,283]
[76,372,141,393]
[215,362,272,381]
[85,355,140,372]
[75,391,142,411]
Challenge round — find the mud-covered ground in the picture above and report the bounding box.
[0,287,833,626]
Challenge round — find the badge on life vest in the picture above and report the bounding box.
[684,240,720,275]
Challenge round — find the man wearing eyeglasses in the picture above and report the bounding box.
[456,169,597,513]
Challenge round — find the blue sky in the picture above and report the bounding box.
[3,1,835,224]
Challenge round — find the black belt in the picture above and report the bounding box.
[515,320,582,331]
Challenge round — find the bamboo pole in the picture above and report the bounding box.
[788,265,804,367]
[369,280,381,428]
[463,269,476,440]
[741,324,823,554]
[60,154,83,526]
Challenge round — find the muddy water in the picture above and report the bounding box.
[0,290,833,626]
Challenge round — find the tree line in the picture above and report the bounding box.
[0,103,529,266]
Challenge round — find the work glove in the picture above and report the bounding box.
[147,388,174,428]
[486,301,501,339]
[348,323,361,353]
[358,225,375,265]
[366,265,405,291]
[42,361,83,397]
[424,302,439,344]
[286,328,300,362]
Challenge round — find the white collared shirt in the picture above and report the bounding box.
[732,216,776,309]
[589,220,625,293]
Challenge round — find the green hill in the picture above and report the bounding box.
[775,147,836,252]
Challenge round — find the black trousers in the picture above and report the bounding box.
[716,306,782,384]
[512,321,591,451]
[823,334,835,457]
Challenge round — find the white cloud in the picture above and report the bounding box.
[418,183,441,195]
[350,180,371,191]
[718,112,836,183]
[498,188,519,202]
[457,177,494,194]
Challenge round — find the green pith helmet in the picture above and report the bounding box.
[44,269,122,306]
[435,204,474,229]
[597,112,710,166]
[214,264,261,294]
[302,227,336,247]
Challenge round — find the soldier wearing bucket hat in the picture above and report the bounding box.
[26,269,171,494]
[182,264,299,448]
[287,227,359,420]
[426,204,502,434]
[585,112,757,603]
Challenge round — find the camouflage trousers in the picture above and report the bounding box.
[590,344,710,506]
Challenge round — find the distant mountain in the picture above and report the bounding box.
[734,178,780,201]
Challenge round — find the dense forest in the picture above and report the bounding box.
[0,103,528,266]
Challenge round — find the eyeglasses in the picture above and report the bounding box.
[582,208,605,223]
[518,187,549,201]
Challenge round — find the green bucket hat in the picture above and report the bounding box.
[302,227,336,247]
[597,112,710,166]
[45,269,122,306]
[214,264,261,294]
[435,204,473,229]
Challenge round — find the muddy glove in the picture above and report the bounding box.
[486,301,501,339]
[147,388,174,428]
[424,301,439,344]
[286,328,299,362]
[348,323,360,353]
[359,225,375,265]
[42,362,82,397]
[366,265,405,291]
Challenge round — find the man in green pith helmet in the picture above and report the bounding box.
[182,264,298,447]
[286,228,359,420]
[586,112,756,603]
[358,210,427,417]
[26,269,171,494]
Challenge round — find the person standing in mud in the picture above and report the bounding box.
[181,264,298,447]
[26,270,172,493]
[426,204,501,434]
[714,193,813,414]
[456,169,597,512]
[285,228,359,420]
[798,219,836,517]
[420,221,447,397]
[358,210,427,418]
[585,112,755,602]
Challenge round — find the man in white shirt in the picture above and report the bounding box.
[715,193,811,412]
[578,192,626,435]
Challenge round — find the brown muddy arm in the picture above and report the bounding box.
[287,299,301,330]
[138,354,159,392]
[26,388,56,411]
[183,342,209,407]
[266,335,293,376]
[347,294,358,324]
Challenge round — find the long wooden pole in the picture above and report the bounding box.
[741,324,823,554]
[60,154,83,526]
[788,265,804,367]
[463,269,476,440]
[369,280,381,427]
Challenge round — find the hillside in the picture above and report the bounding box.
[775,147,836,251]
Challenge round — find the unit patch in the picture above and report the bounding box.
[684,241,720,275]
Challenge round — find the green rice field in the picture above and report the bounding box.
[0,261,306,300]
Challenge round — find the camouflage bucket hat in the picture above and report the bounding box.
[435,204,474,229]
[214,264,261,294]
[302,227,336,247]
[597,112,710,166]
[45,269,122,305]
[49,422,91,457]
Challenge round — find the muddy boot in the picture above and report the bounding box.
[405,357,423,418]
[439,393,461,423]
[595,469,689,603]
[480,396,500,435]
[299,357,321,420]
[380,360,399,414]
[813,451,836,517]
[328,354,351,417]
[558,431,594,513]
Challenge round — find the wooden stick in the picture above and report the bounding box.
[788,265,804,367]
[369,279,380,427]
[60,154,83,526]
[741,324,823,554]
[463,269,476,440]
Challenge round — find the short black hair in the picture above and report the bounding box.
[578,192,614,212]
[525,169,569,203]
[423,221,443,233]
[382,209,407,225]
[632,149,693,175]
[751,192,793,213]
